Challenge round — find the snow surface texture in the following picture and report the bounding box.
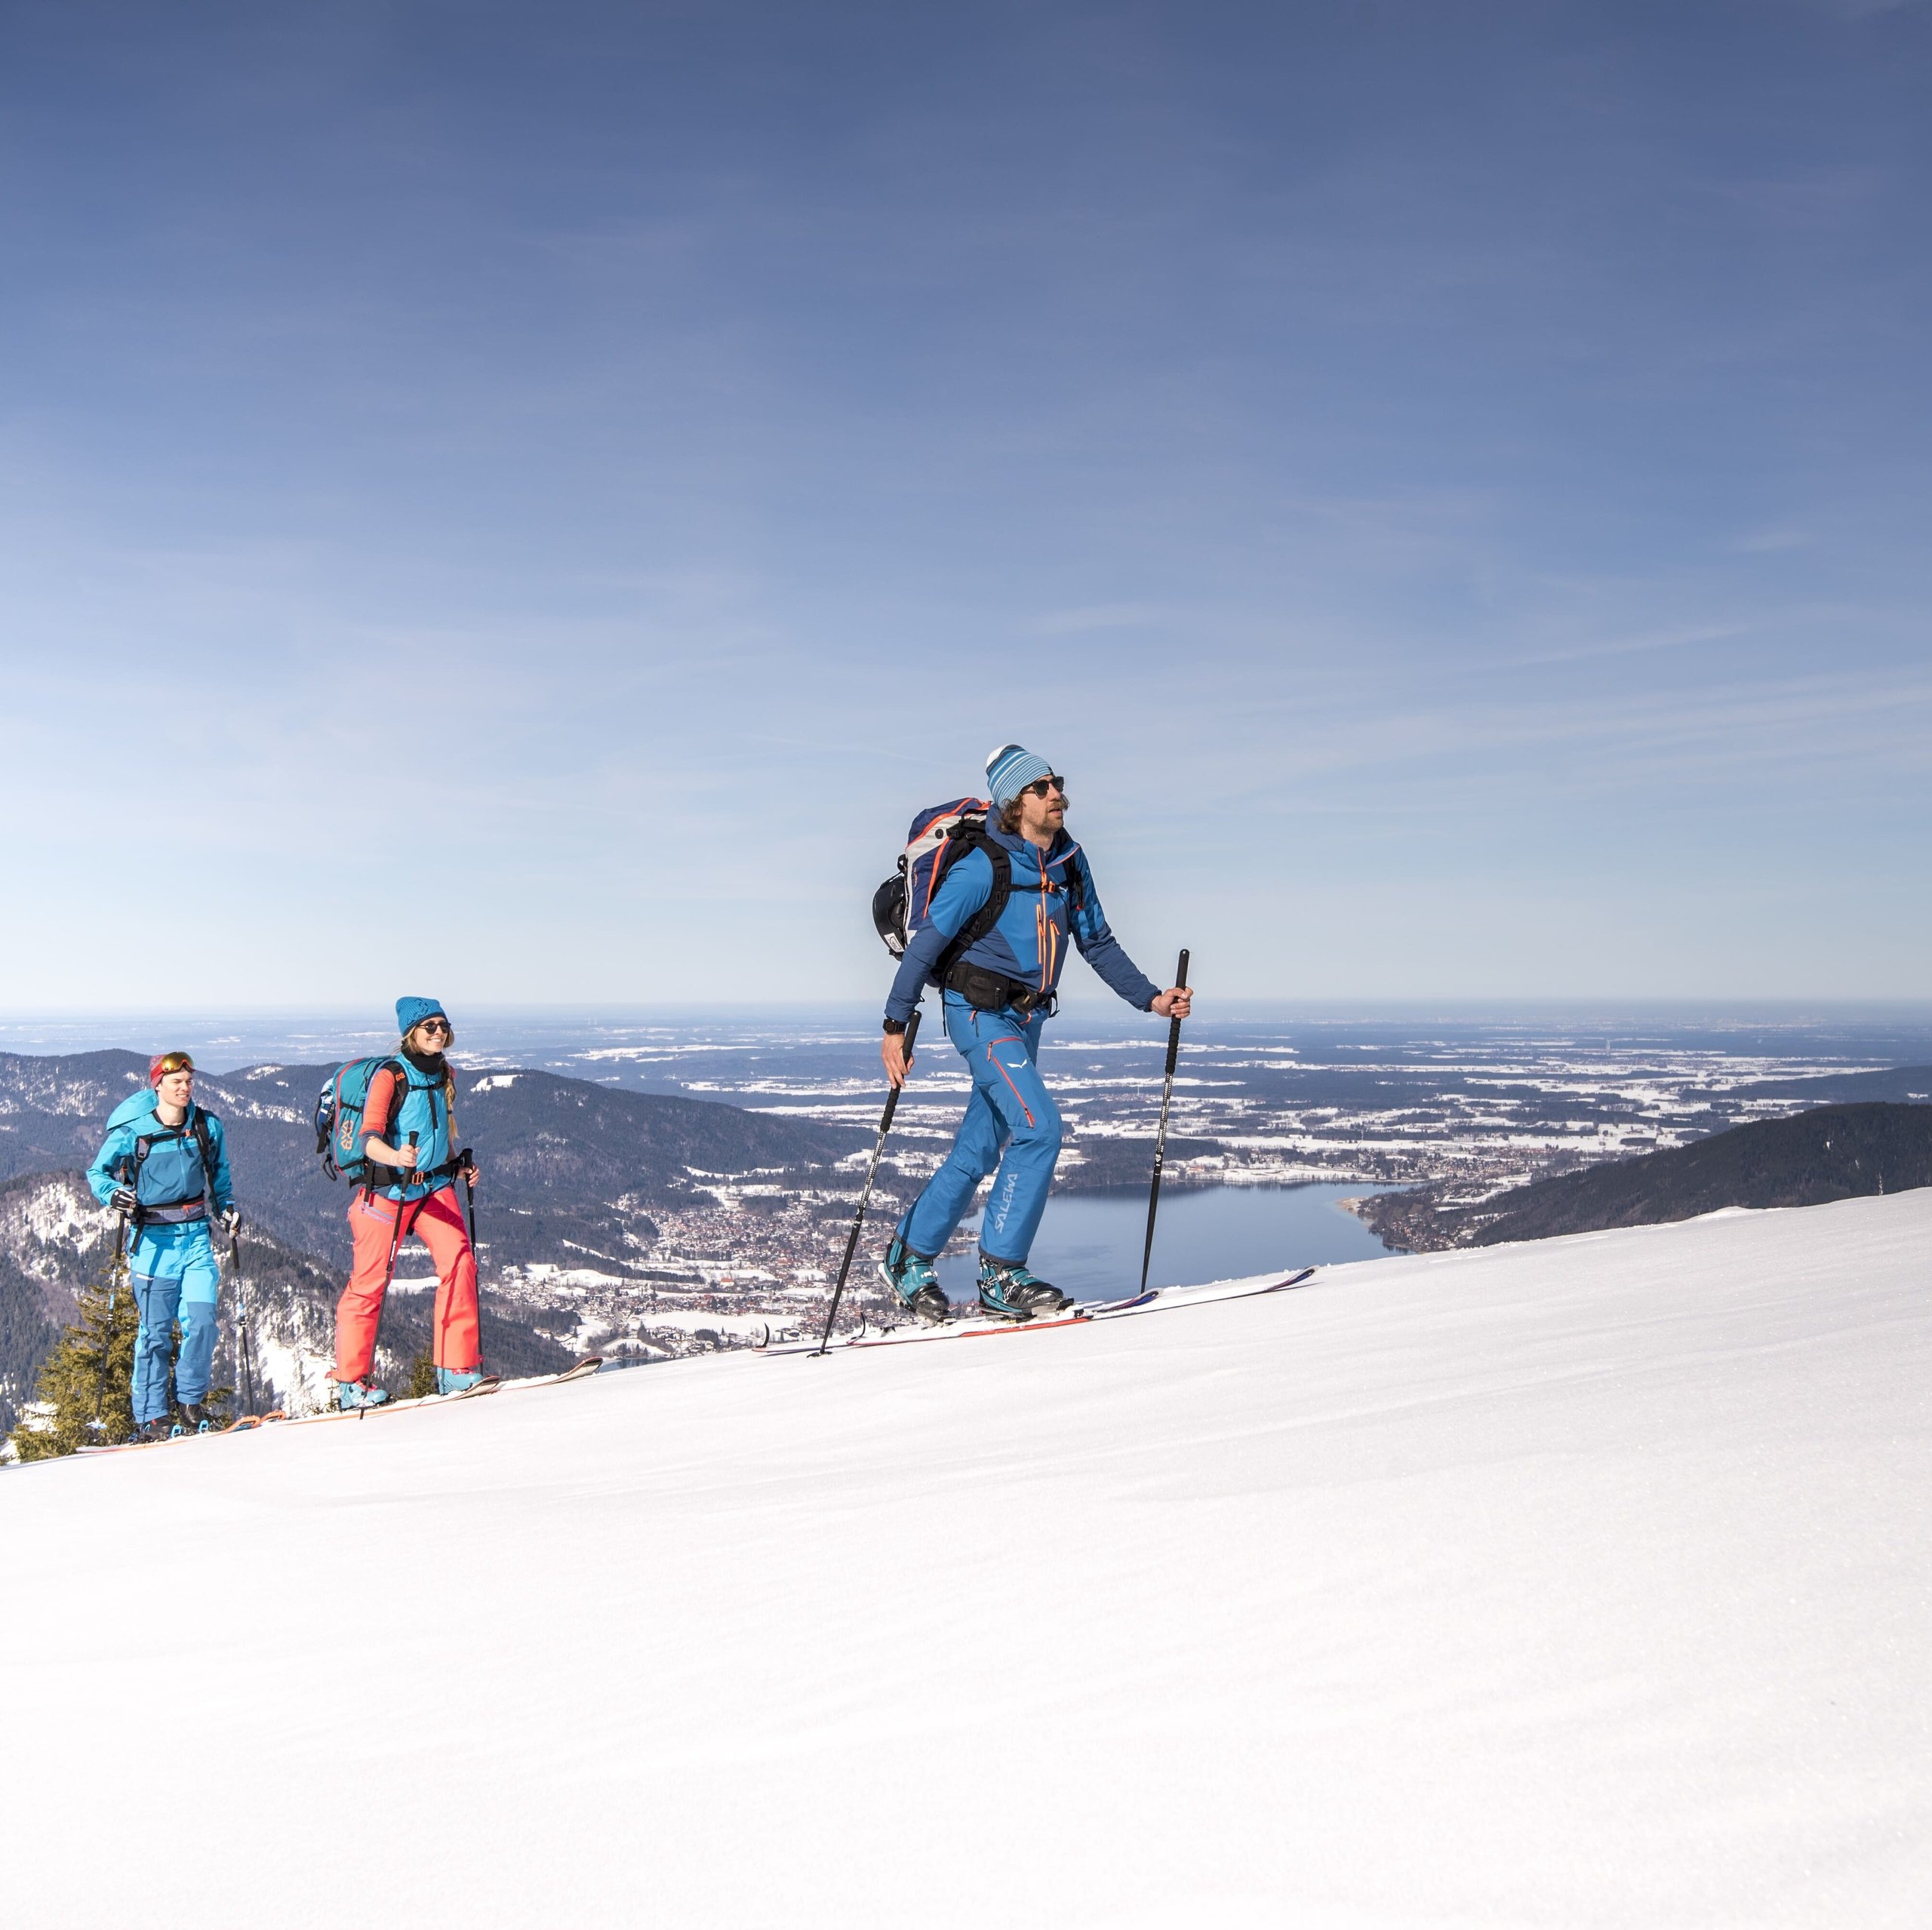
[5,1192,1928,1927]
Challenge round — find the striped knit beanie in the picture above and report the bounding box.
[986,742,1055,812]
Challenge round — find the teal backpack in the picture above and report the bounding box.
[312,1057,406,1186]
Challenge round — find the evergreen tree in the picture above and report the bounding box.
[8,1255,232,1460]
[406,1345,438,1400]
[9,1258,140,1460]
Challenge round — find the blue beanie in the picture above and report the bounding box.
[395,995,447,1037]
[986,742,1055,812]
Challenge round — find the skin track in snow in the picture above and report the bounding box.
[66,1357,605,1455]
[757,1267,1318,1354]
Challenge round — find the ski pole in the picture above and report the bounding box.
[814,1008,921,1356]
[455,1147,480,1373]
[382,1129,419,1290]
[458,1146,478,1253]
[91,1209,130,1428]
[230,1219,255,1418]
[1138,948,1190,1295]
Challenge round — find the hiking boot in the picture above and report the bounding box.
[435,1367,488,1396]
[334,1378,392,1412]
[977,1255,1072,1322]
[878,1236,950,1325]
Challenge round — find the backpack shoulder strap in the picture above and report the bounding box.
[377,1059,410,1137]
[934,831,1012,979]
[1060,844,1088,915]
[191,1105,218,1185]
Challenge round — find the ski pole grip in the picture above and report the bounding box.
[903,1010,922,1054]
[1175,948,1189,991]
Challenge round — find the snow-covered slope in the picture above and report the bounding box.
[5,1192,1928,1927]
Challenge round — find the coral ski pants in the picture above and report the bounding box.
[900,992,1063,1266]
[335,1182,480,1384]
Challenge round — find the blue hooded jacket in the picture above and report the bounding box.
[88,1093,235,1221]
[884,821,1160,1024]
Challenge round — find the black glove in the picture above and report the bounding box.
[110,1187,137,1215]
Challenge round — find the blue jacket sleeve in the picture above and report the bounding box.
[1069,852,1161,1011]
[86,1125,134,1206]
[205,1115,235,1215]
[884,849,995,1024]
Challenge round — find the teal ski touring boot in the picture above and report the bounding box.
[878,1234,951,1325]
[977,1255,1072,1323]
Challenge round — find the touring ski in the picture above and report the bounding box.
[760,1268,1317,1355]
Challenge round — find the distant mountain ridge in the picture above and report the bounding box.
[0,1051,869,1274]
[1360,1102,1932,1252]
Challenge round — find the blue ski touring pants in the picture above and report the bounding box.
[129,1219,222,1424]
[900,993,1063,1267]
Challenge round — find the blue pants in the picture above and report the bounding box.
[901,994,1062,1266]
[130,1221,222,1424]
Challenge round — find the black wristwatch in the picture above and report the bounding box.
[882,1019,906,1035]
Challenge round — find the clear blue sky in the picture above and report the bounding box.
[2,1,1926,1010]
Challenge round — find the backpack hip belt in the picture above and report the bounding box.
[361,1151,468,1201]
[137,1196,209,1225]
[947,960,1057,1018]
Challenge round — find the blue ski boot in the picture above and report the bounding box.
[436,1367,490,1396]
[878,1234,950,1325]
[334,1378,391,1412]
[977,1255,1072,1322]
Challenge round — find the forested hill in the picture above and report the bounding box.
[1371,1103,1932,1252]
[1731,1065,1932,1106]
[0,1052,867,1271]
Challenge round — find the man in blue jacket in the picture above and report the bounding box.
[880,743,1191,1323]
[87,1051,238,1440]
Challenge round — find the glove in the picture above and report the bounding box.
[110,1187,137,1215]
[220,1207,241,1234]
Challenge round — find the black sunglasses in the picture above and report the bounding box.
[1023,775,1066,798]
[416,1019,453,1037]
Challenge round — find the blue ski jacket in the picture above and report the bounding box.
[88,1105,235,1222]
[884,822,1161,1025]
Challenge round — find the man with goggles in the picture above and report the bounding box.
[87,1050,238,1440]
[878,742,1192,1323]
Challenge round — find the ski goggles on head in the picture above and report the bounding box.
[1020,775,1066,799]
[149,1050,195,1084]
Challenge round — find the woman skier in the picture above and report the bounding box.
[331,997,487,1409]
[87,1050,238,1441]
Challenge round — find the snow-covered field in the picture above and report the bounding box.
[5,1191,1928,1926]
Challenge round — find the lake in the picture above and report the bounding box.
[928,1179,1395,1302]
